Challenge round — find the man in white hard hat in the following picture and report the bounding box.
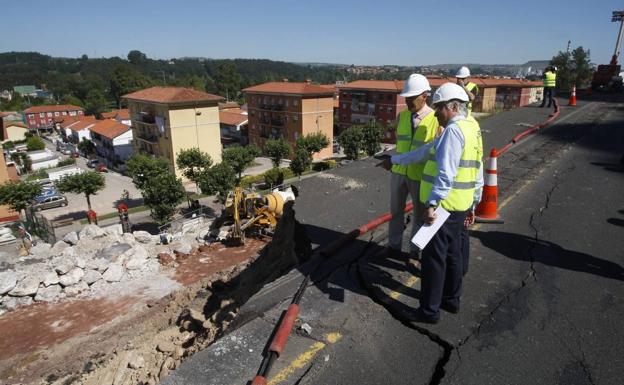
[379,74,439,262]
[455,66,479,115]
[389,82,483,323]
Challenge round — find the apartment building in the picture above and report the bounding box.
[337,80,406,142]
[23,104,84,131]
[89,119,133,169]
[243,81,334,159]
[123,87,224,178]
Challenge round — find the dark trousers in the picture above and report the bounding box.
[540,87,554,107]
[461,225,470,276]
[420,210,467,317]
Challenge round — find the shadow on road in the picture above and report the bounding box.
[471,230,624,282]
[112,197,143,209]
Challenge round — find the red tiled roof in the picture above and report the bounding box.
[67,119,97,132]
[58,116,96,129]
[340,80,404,92]
[0,111,19,118]
[219,111,248,126]
[89,119,130,139]
[23,104,84,114]
[219,101,241,110]
[243,82,335,96]
[123,87,224,104]
[4,121,27,128]
[100,109,130,120]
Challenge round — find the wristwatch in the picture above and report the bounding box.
[426,200,438,209]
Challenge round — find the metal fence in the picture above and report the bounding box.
[24,208,57,244]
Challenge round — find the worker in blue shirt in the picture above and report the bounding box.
[390,83,483,324]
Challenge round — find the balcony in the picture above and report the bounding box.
[271,118,284,127]
[136,131,159,144]
[260,103,285,111]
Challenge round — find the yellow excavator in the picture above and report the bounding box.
[220,185,297,245]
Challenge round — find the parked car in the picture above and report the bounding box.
[87,159,99,168]
[35,187,59,200]
[31,195,68,211]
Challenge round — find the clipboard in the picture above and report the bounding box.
[411,206,450,250]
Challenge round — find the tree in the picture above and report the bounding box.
[264,167,284,188]
[125,154,171,190]
[84,88,107,115]
[290,148,311,178]
[214,62,243,100]
[60,94,84,107]
[77,138,96,157]
[141,173,186,224]
[265,138,292,168]
[56,171,105,210]
[177,75,207,92]
[222,145,261,180]
[361,123,384,156]
[550,46,593,91]
[0,181,42,216]
[26,136,45,151]
[198,162,236,203]
[296,132,329,155]
[127,50,147,65]
[339,126,365,160]
[110,64,152,105]
[176,147,213,191]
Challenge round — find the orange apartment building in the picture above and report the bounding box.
[243,81,335,160]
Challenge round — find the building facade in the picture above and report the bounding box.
[23,104,84,131]
[123,87,224,179]
[89,119,133,170]
[243,81,335,160]
[337,80,406,142]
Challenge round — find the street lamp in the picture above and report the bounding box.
[610,10,624,65]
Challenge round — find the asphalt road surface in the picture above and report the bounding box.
[163,97,623,385]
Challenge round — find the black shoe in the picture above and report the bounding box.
[410,308,439,324]
[440,301,459,314]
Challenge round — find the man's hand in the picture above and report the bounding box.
[423,207,437,225]
[376,158,393,170]
[457,78,465,87]
[464,210,475,228]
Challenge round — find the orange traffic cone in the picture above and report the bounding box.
[568,84,577,106]
[475,148,504,224]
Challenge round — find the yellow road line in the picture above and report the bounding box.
[268,332,342,385]
[389,275,420,300]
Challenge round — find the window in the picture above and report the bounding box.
[293,115,298,121]
[342,103,347,109]
[285,99,289,107]
[47,112,53,117]
[28,114,34,119]
[69,111,77,116]
[78,111,83,114]
[54,112,60,116]
[62,112,67,116]
[294,99,298,106]
[39,113,45,118]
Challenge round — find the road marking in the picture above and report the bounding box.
[389,275,420,300]
[268,332,342,385]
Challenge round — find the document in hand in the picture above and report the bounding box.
[411,206,451,250]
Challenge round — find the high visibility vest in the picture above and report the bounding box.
[420,117,482,211]
[465,82,479,112]
[392,109,439,181]
[544,71,556,88]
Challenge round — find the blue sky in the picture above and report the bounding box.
[3,0,623,65]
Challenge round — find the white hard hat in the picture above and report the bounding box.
[455,66,471,79]
[399,74,431,97]
[432,83,469,106]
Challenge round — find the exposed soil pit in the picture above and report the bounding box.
[0,203,310,385]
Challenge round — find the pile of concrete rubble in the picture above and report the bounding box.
[0,225,195,315]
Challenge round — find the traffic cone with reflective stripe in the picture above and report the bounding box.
[475,148,504,223]
[568,84,577,106]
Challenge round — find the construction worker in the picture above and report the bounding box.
[455,66,479,115]
[540,66,557,108]
[390,83,483,323]
[380,74,439,261]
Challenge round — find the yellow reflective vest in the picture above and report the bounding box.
[420,116,482,211]
[392,109,439,181]
[544,71,556,88]
[465,82,478,113]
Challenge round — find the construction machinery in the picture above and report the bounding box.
[592,10,624,90]
[215,185,297,245]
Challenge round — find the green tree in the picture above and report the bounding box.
[222,145,261,180]
[0,181,42,216]
[265,138,292,168]
[290,148,311,178]
[84,88,107,115]
[177,75,207,92]
[56,171,105,210]
[77,138,96,156]
[2,141,14,150]
[214,62,243,100]
[125,154,171,190]
[263,167,284,188]
[296,132,329,155]
[176,147,213,191]
[110,64,152,105]
[142,173,186,224]
[60,94,84,107]
[339,126,365,160]
[127,50,147,65]
[361,123,384,156]
[198,162,236,203]
[550,46,593,91]
[26,136,45,151]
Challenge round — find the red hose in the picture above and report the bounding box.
[268,304,300,356]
